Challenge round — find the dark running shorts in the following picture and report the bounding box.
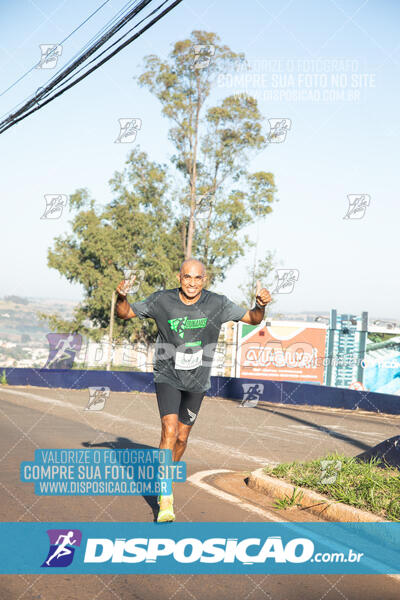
[155,382,205,425]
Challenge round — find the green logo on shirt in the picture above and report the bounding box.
[168,316,208,338]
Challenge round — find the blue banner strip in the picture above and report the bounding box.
[0,522,399,574]
[4,368,400,415]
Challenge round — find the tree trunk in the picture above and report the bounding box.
[185,76,201,259]
[107,291,116,371]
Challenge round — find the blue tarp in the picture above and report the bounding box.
[364,352,400,394]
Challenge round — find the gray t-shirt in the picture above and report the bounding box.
[131,288,246,392]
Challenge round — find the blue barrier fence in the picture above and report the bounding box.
[2,368,400,415]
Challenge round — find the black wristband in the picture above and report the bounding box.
[255,301,265,310]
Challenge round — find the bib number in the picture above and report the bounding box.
[175,349,203,370]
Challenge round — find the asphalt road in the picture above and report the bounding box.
[0,385,399,600]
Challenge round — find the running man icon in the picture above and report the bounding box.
[44,333,82,369]
[41,529,82,568]
[46,532,76,565]
[240,383,264,407]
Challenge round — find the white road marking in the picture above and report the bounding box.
[290,424,388,438]
[223,423,389,441]
[187,469,285,522]
[0,388,275,467]
[188,469,400,584]
[1,388,79,410]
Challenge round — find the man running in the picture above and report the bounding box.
[115,258,271,522]
[45,531,77,566]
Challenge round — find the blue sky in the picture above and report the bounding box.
[0,0,399,319]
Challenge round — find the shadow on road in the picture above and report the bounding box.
[232,400,373,452]
[82,437,160,521]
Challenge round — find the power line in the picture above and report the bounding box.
[0,0,184,136]
[0,0,112,99]
[26,0,144,106]
[3,0,150,122]
[0,0,140,122]
[36,0,170,103]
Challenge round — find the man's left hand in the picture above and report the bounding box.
[255,280,272,307]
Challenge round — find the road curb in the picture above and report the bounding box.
[247,468,386,522]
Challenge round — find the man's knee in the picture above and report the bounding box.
[176,427,190,446]
[176,434,188,447]
[161,420,178,442]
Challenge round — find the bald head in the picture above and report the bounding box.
[179,258,206,275]
[177,258,207,301]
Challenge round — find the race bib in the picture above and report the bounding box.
[174,349,203,370]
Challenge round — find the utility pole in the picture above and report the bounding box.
[357,311,368,384]
[107,291,116,371]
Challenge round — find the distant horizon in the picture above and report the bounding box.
[1,293,398,323]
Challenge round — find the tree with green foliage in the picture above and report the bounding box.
[138,29,277,281]
[42,30,277,344]
[40,149,181,343]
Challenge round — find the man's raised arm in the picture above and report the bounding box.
[240,280,272,325]
[115,280,136,320]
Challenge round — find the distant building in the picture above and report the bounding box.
[324,310,368,388]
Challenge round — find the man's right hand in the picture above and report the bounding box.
[116,275,136,298]
[115,280,136,319]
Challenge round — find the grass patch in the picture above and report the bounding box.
[273,487,304,510]
[263,453,400,521]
